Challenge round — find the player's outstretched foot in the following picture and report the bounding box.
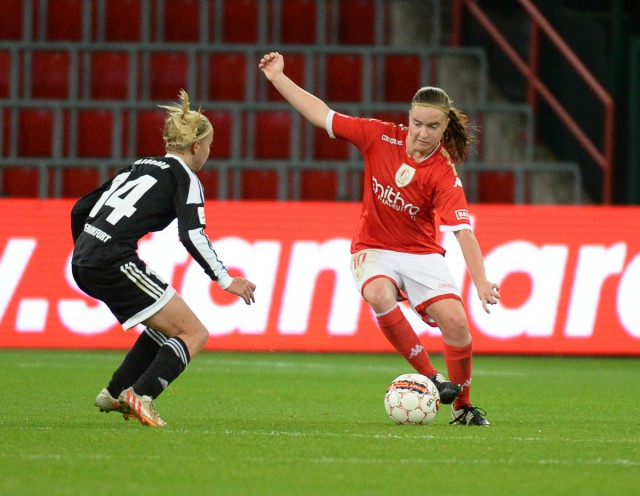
[95,387,132,419]
[118,387,167,427]
[428,373,462,404]
[450,405,490,426]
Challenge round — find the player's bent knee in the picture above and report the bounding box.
[363,284,397,311]
[179,323,209,356]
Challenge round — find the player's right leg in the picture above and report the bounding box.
[357,266,459,402]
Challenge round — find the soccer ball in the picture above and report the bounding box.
[384,373,440,425]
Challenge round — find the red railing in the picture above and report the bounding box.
[452,0,615,204]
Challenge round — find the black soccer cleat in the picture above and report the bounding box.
[428,373,462,404]
[450,405,491,426]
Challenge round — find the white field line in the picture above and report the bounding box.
[255,456,640,467]
[4,352,528,377]
[148,427,640,447]
[5,350,526,377]
[3,451,637,468]
[189,357,527,377]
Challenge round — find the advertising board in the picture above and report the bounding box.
[1,200,639,355]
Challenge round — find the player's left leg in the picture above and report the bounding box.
[427,298,490,426]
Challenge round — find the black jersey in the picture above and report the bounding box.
[71,154,230,286]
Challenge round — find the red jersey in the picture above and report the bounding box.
[328,111,471,255]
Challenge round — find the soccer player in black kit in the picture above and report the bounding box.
[71,90,256,427]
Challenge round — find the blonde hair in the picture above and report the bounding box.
[159,89,213,151]
[411,86,474,164]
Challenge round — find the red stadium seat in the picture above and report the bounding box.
[46,0,83,40]
[222,0,258,43]
[18,109,54,157]
[30,51,70,99]
[0,51,11,98]
[300,170,338,201]
[207,53,247,101]
[477,172,515,203]
[61,168,101,197]
[1,166,40,197]
[147,52,189,100]
[325,54,363,102]
[104,0,142,41]
[76,110,114,158]
[384,55,422,102]
[312,127,350,160]
[279,0,317,44]
[0,0,23,40]
[209,110,233,159]
[90,52,130,100]
[162,0,201,42]
[241,170,279,200]
[135,110,166,157]
[338,0,376,45]
[254,112,291,159]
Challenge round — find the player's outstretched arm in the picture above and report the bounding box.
[454,229,500,313]
[259,51,330,129]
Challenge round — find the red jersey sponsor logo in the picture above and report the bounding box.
[372,176,420,219]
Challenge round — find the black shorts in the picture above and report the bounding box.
[72,257,175,329]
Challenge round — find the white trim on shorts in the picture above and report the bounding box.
[122,286,176,330]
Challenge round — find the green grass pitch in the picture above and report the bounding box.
[0,350,638,496]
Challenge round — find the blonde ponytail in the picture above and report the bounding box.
[160,89,213,151]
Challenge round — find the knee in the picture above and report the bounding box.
[438,313,470,343]
[363,283,397,313]
[178,325,209,357]
[194,326,210,353]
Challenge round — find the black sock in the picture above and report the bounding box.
[132,336,191,399]
[106,327,166,398]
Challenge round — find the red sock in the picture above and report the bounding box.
[376,305,438,378]
[443,341,473,410]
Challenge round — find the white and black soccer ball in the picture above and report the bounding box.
[384,373,440,425]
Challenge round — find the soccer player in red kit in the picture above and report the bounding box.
[260,52,500,425]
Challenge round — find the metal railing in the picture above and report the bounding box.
[452,0,615,204]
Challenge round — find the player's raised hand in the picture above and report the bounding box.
[225,277,257,305]
[259,52,284,81]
